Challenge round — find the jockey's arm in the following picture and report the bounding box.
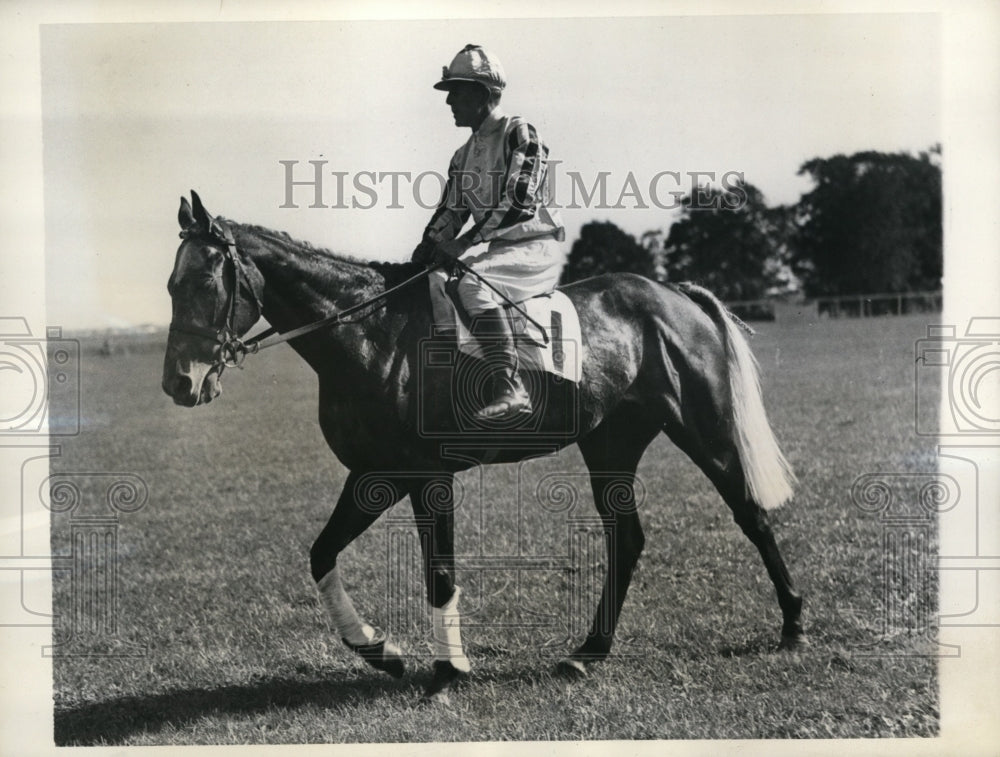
[460,121,546,245]
[415,121,549,266]
[431,234,481,267]
[412,152,469,264]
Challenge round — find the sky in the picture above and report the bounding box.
[39,12,943,329]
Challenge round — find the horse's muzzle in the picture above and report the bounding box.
[162,360,221,407]
[163,373,197,406]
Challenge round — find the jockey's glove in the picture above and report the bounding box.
[411,239,435,265]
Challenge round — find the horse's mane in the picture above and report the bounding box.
[232,220,367,265]
[230,219,426,307]
[233,221,420,275]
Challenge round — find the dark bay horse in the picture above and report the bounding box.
[162,192,805,699]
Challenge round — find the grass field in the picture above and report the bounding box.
[50,312,941,744]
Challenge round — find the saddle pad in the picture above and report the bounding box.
[453,291,583,383]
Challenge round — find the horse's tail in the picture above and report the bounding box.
[676,282,796,510]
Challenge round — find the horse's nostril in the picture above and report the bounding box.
[172,374,193,397]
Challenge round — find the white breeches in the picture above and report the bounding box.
[429,234,566,322]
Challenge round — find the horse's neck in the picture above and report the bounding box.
[234,224,378,316]
[232,223,393,376]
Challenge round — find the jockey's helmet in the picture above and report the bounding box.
[433,44,506,98]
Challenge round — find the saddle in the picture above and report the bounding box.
[435,281,583,383]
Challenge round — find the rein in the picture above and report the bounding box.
[169,220,435,372]
[452,258,549,345]
[242,265,436,353]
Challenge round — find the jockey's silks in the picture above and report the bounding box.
[424,107,565,246]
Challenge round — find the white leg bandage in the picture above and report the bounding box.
[316,567,376,646]
[432,586,471,673]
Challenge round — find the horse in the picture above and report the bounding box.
[162,191,805,700]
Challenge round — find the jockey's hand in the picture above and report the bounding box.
[431,237,473,266]
[410,239,435,265]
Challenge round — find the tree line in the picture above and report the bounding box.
[559,146,942,301]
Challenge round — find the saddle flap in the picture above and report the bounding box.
[441,290,583,383]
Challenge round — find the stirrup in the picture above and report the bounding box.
[475,373,533,422]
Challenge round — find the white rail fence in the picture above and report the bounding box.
[726,291,942,321]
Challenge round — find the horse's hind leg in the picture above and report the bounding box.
[729,499,806,648]
[666,425,806,650]
[310,470,409,678]
[654,298,805,649]
[561,408,661,674]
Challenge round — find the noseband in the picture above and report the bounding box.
[168,220,263,373]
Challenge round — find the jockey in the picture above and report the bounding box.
[412,44,566,423]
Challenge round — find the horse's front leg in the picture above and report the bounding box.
[408,474,470,701]
[311,470,408,678]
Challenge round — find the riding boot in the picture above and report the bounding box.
[470,309,533,422]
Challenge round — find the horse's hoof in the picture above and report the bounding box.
[555,658,588,678]
[342,630,406,679]
[779,632,810,651]
[423,689,451,707]
[422,660,467,701]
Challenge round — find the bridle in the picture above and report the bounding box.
[168,220,264,374]
[168,219,435,374]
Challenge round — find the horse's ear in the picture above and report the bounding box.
[190,190,213,229]
[178,196,195,229]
